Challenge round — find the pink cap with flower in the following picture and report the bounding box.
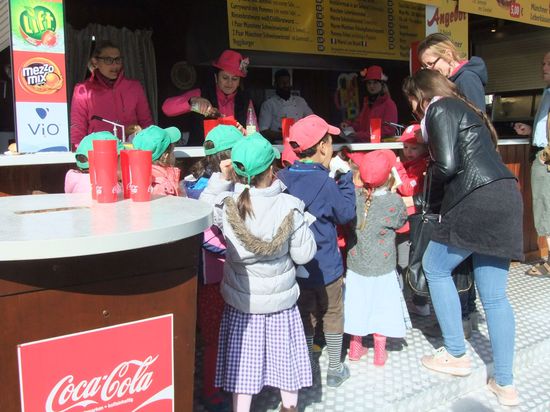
[360,65,388,82]
[212,50,249,77]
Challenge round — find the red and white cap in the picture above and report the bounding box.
[399,124,422,144]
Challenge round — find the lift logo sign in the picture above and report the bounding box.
[17,315,174,412]
[18,57,63,95]
[19,5,58,47]
[10,0,65,53]
[9,0,68,151]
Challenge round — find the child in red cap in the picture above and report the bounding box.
[278,114,356,387]
[343,150,410,366]
[393,124,431,316]
[340,65,398,142]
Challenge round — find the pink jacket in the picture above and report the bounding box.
[351,93,398,141]
[151,165,183,197]
[70,71,153,146]
[64,169,91,193]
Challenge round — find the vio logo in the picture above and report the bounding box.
[27,107,60,136]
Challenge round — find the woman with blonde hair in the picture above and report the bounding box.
[418,33,487,111]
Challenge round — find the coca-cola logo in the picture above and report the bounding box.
[45,355,157,412]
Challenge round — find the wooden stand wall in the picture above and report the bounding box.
[500,144,545,261]
[0,237,199,411]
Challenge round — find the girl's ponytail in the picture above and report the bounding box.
[237,185,254,220]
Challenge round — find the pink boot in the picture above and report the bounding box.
[373,334,387,367]
[348,335,368,361]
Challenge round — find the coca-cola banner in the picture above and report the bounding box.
[17,315,174,412]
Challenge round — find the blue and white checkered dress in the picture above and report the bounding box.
[215,304,312,394]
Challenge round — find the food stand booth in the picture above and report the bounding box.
[0,1,549,410]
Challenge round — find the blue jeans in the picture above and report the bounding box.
[423,241,515,386]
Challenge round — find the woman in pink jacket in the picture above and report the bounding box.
[162,49,251,146]
[70,40,153,148]
[342,65,398,142]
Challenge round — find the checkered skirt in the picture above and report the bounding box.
[215,304,312,394]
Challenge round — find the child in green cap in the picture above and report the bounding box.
[186,124,243,412]
[208,133,316,412]
[132,125,183,196]
[64,131,123,193]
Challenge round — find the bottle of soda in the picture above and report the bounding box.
[246,100,258,135]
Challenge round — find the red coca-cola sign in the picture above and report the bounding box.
[17,315,174,412]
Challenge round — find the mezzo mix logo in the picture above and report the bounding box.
[19,5,58,47]
[18,57,63,95]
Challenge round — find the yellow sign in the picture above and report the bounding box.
[227,0,426,61]
[426,0,469,56]
[459,0,550,28]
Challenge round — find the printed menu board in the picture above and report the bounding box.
[459,0,550,27]
[9,0,69,153]
[227,0,426,61]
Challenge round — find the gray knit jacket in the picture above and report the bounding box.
[346,189,407,277]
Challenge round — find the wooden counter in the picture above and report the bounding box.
[0,194,212,411]
[0,139,540,260]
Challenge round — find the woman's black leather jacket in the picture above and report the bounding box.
[423,97,516,215]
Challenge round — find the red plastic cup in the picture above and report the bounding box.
[92,139,117,153]
[281,117,295,139]
[219,116,238,127]
[93,150,118,203]
[370,118,382,143]
[128,150,153,202]
[120,150,131,199]
[88,150,96,200]
[203,119,220,138]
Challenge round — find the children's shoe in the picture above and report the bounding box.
[373,334,387,367]
[326,363,350,388]
[421,347,472,376]
[408,303,431,317]
[280,406,298,412]
[348,335,368,361]
[487,378,520,406]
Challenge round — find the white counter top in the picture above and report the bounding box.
[0,139,530,167]
[0,193,212,261]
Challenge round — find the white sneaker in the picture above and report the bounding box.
[409,303,431,317]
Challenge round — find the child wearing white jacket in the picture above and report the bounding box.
[205,133,317,412]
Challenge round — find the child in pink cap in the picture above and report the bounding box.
[162,50,253,145]
[278,114,356,387]
[343,150,410,366]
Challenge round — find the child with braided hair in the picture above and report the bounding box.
[344,149,411,366]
